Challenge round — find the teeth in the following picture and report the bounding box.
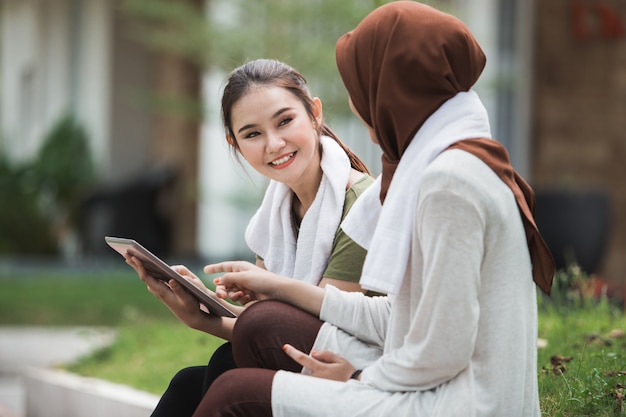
[271,153,294,166]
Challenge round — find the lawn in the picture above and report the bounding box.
[0,269,226,394]
[537,298,626,416]
[2,267,626,415]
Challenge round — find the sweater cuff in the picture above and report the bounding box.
[319,284,345,323]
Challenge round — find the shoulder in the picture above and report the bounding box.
[418,149,516,222]
[422,149,507,197]
[343,173,375,218]
[347,171,375,196]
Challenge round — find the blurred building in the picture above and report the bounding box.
[0,0,201,259]
[532,0,625,282]
[1,0,623,282]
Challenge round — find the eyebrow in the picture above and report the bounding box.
[236,107,294,134]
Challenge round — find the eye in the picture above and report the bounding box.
[278,117,292,127]
[243,131,260,139]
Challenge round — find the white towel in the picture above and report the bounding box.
[341,91,492,295]
[245,135,351,285]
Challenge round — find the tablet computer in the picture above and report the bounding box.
[105,236,237,318]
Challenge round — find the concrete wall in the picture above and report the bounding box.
[25,368,158,417]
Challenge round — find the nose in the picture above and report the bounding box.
[265,132,286,153]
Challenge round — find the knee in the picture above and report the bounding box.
[169,366,206,390]
[232,300,285,346]
[201,370,250,414]
[197,369,274,417]
[209,342,234,365]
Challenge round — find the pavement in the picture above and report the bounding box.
[0,326,117,417]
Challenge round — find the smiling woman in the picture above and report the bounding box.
[124,58,376,417]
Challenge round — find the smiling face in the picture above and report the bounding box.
[231,85,323,190]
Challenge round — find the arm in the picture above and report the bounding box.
[206,261,326,317]
[362,186,484,391]
[320,205,369,294]
[217,256,364,304]
[319,286,390,346]
[319,277,363,293]
[213,257,359,302]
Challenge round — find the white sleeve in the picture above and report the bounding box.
[361,186,485,391]
[318,286,390,347]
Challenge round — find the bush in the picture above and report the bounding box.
[0,154,57,254]
[0,114,96,255]
[33,115,96,226]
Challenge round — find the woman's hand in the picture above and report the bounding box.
[214,278,256,305]
[205,261,289,302]
[282,344,358,382]
[125,255,211,330]
[206,261,326,316]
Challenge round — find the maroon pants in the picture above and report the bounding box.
[192,300,323,417]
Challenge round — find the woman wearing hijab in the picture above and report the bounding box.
[193,2,555,416]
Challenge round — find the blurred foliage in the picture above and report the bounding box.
[34,115,97,226]
[119,0,211,66]
[0,115,96,255]
[540,263,592,310]
[0,154,57,254]
[118,0,402,116]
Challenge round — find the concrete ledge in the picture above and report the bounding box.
[24,368,159,417]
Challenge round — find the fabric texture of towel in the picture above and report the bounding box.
[245,135,351,285]
[341,91,492,295]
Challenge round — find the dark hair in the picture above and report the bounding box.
[221,59,370,174]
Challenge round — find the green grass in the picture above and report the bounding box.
[4,270,626,414]
[65,320,225,394]
[537,297,626,416]
[0,270,227,395]
[536,265,626,416]
[0,271,173,325]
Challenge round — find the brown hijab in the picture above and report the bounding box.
[336,1,486,202]
[336,2,555,294]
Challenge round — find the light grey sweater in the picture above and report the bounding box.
[272,150,541,417]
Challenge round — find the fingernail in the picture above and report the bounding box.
[214,278,221,284]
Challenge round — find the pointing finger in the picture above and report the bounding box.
[204,261,245,274]
[282,344,317,370]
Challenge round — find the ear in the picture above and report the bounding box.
[226,134,235,146]
[312,97,323,127]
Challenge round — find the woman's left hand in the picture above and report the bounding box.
[282,344,358,382]
[125,255,211,330]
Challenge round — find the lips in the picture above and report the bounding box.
[269,152,296,168]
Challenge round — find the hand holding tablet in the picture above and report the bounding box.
[105,236,237,318]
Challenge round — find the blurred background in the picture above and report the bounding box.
[0,0,623,284]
